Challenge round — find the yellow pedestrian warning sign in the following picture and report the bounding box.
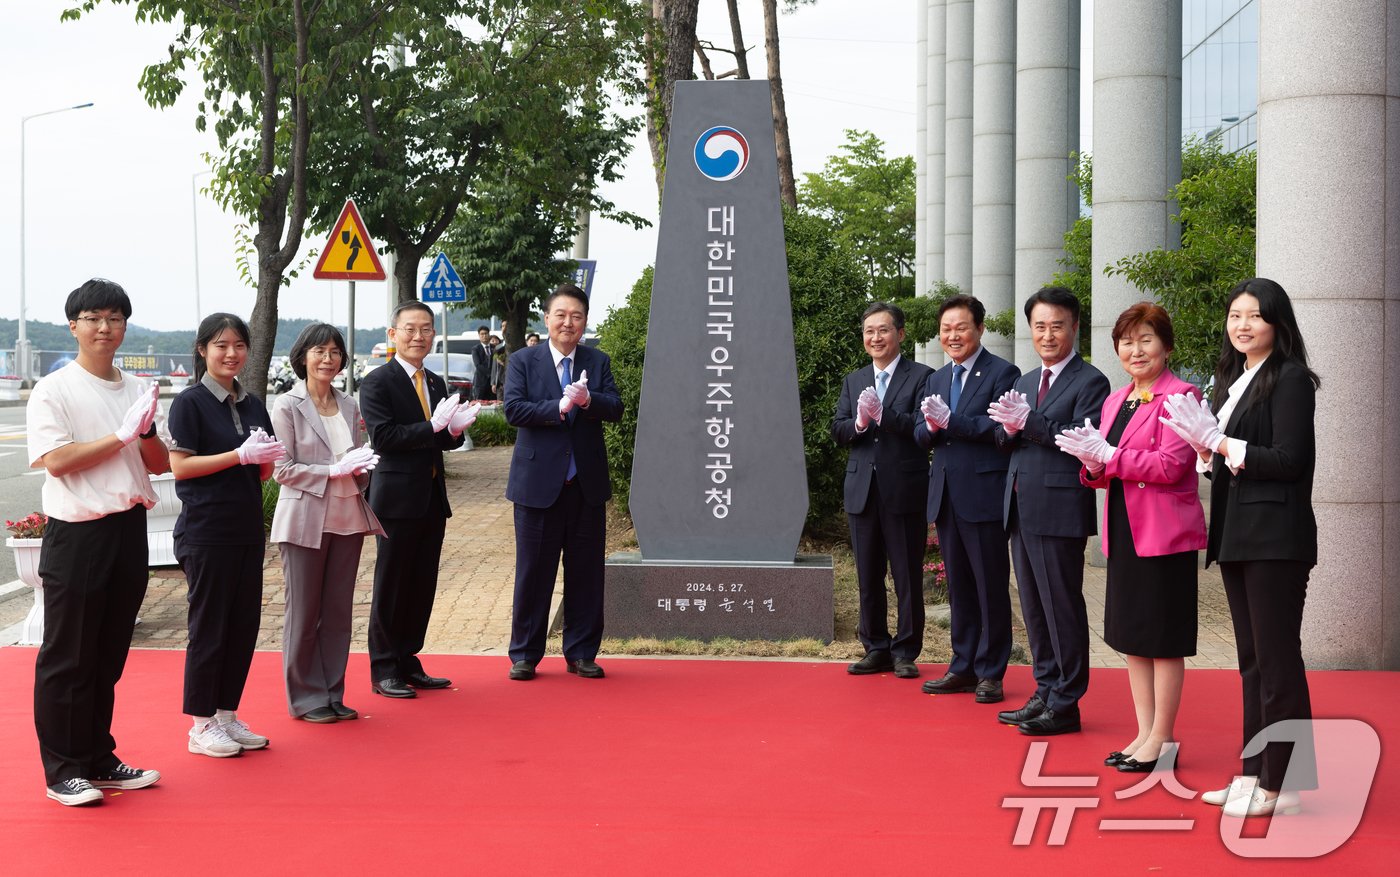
[312,199,387,281]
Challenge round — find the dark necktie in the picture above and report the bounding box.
[561,357,577,482]
[950,363,965,413]
[1037,368,1052,406]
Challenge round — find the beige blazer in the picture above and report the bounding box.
[270,383,384,549]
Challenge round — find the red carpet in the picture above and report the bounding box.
[0,648,1396,875]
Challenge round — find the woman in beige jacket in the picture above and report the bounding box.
[271,324,383,723]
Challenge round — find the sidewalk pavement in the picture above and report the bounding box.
[0,444,1237,670]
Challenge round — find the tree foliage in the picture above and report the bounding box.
[1047,152,1095,355]
[799,130,915,300]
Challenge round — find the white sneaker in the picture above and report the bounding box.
[189,719,243,758]
[1223,786,1301,818]
[1202,775,1254,806]
[217,715,270,751]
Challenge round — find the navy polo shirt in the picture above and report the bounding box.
[168,374,274,546]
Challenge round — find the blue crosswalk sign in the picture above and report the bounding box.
[420,253,466,302]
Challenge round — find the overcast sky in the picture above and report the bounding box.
[3,1,1094,336]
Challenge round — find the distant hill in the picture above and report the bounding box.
[0,318,388,356]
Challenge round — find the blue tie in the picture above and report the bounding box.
[560,357,577,482]
[950,363,965,413]
[876,370,888,402]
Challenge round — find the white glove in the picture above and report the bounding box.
[921,393,950,430]
[988,389,1030,434]
[329,446,379,478]
[115,381,160,444]
[855,386,880,430]
[448,402,482,437]
[236,427,287,465]
[1159,393,1222,454]
[430,394,461,433]
[1054,418,1115,467]
[562,368,591,408]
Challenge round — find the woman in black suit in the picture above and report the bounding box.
[1161,277,1319,818]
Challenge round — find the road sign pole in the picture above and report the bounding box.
[441,306,449,389]
[347,280,357,395]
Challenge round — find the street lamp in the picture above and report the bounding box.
[19,101,94,384]
[192,170,212,326]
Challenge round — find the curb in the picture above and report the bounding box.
[0,580,30,605]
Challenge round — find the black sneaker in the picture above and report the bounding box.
[47,778,103,806]
[90,762,161,790]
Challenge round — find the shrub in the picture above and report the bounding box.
[596,266,650,513]
[261,479,279,534]
[467,407,517,446]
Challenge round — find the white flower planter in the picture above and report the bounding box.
[168,375,191,390]
[0,377,20,402]
[147,472,182,567]
[6,536,44,645]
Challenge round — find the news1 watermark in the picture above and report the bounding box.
[1002,719,1380,857]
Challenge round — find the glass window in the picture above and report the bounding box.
[1222,20,1239,121]
[1207,0,1225,35]
[1241,38,1257,117]
[1183,0,1194,51]
[1193,49,1207,133]
[1206,38,1222,128]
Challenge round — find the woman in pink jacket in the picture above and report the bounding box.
[1054,302,1207,773]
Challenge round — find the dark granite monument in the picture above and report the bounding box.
[605,80,834,642]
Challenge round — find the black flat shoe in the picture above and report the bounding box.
[1116,756,1157,772]
[1104,751,1127,766]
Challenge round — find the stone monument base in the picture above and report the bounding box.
[604,553,833,643]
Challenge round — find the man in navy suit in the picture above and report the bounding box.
[914,295,1021,704]
[503,284,624,681]
[988,287,1110,735]
[831,303,933,679]
[359,301,469,699]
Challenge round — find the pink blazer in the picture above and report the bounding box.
[1080,369,1207,558]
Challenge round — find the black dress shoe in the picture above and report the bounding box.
[566,659,605,678]
[372,678,417,698]
[405,672,451,689]
[1104,750,1127,767]
[847,651,894,675]
[975,679,1004,704]
[509,660,537,681]
[301,707,339,723]
[1018,707,1081,736]
[997,695,1046,726]
[329,702,358,720]
[921,671,977,694]
[1118,744,1178,773]
[893,658,921,679]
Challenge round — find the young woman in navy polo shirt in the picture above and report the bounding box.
[167,313,286,758]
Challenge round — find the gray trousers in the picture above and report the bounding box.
[280,535,364,717]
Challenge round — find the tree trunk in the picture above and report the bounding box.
[393,249,423,306]
[726,0,750,79]
[504,298,532,352]
[645,0,700,200]
[762,0,797,209]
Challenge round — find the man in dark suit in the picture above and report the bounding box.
[988,287,1110,735]
[472,325,497,401]
[831,302,933,679]
[914,295,1021,704]
[359,301,471,698]
[503,284,623,681]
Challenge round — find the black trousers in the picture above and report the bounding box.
[369,490,446,682]
[177,541,264,716]
[1009,501,1090,713]
[510,481,605,664]
[34,506,149,785]
[847,479,926,660]
[936,498,1012,680]
[1220,559,1316,792]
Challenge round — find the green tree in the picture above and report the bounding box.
[595,267,652,513]
[1047,152,1094,355]
[1109,139,1256,380]
[799,129,915,300]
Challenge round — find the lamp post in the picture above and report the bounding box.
[19,102,94,384]
[191,170,212,326]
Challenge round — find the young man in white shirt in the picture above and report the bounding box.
[26,279,169,806]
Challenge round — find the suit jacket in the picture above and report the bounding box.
[269,384,383,549]
[358,359,464,520]
[1206,358,1317,566]
[1081,369,1207,557]
[831,356,933,516]
[503,343,624,509]
[996,353,1112,538]
[914,349,1020,523]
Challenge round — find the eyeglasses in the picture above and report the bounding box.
[308,348,344,361]
[393,326,435,337]
[76,315,126,329]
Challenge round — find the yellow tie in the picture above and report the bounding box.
[413,369,431,420]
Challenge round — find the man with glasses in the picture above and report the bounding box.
[26,279,167,806]
[502,284,623,681]
[358,301,476,699]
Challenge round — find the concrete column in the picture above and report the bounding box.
[1257,0,1400,670]
[971,0,1015,361]
[914,1,930,363]
[944,0,973,303]
[1014,0,1079,373]
[1090,0,1181,366]
[922,0,948,366]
